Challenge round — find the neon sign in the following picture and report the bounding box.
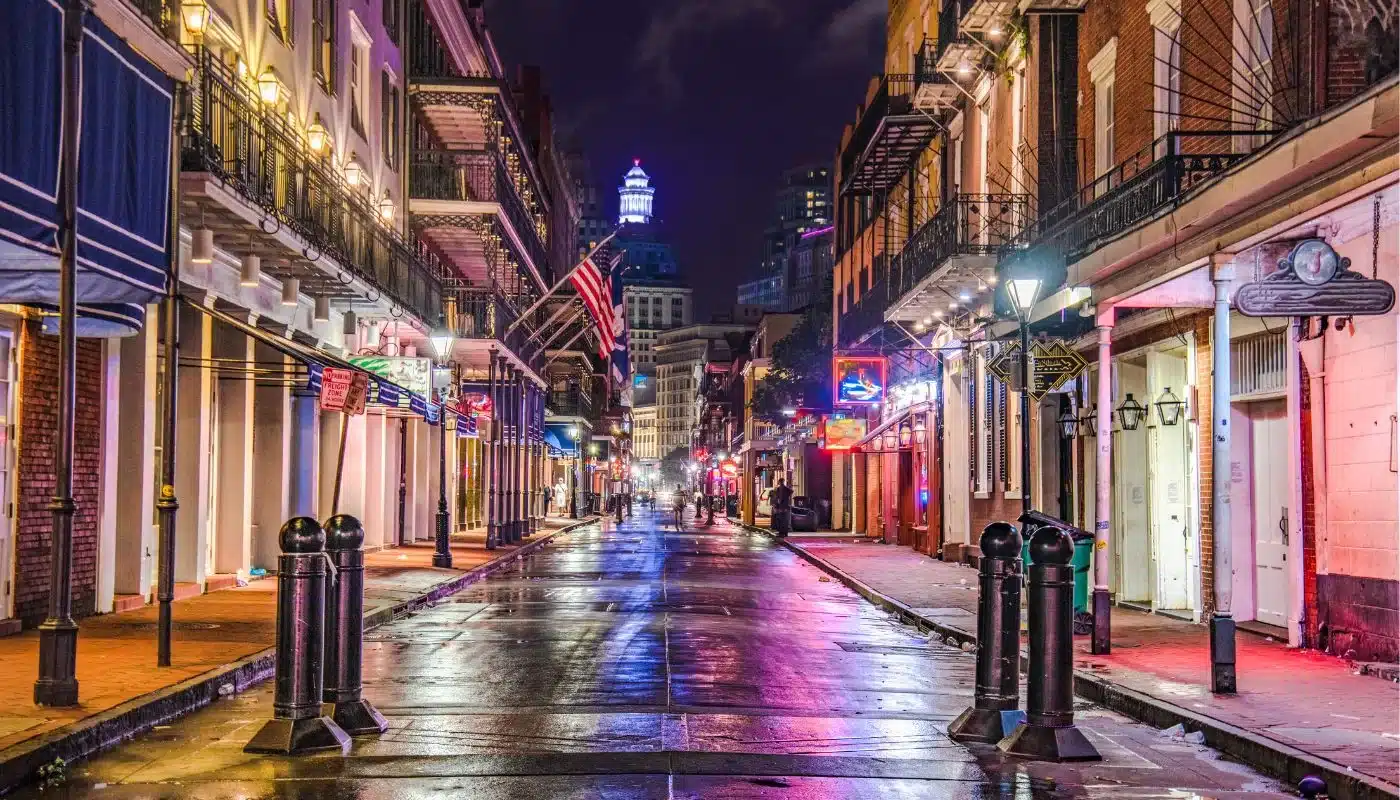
[833,356,886,405]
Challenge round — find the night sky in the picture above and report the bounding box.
[483,0,885,318]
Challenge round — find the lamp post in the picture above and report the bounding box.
[429,324,455,568]
[1006,273,1042,513]
[569,426,580,519]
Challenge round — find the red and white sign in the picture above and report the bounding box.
[321,368,369,416]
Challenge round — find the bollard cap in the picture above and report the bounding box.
[979,522,1022,560]
[1297,776,1326,799]
[324,514,365,551]
[279,517,325,554]
[1029,524,1074,566]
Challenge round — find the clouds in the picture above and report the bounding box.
[813,0,887,68]
[634,0,787,98]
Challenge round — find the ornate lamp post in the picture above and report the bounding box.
[429,324,455,568]
[1005,267,1042,512]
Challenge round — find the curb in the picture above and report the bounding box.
[0,517,597,796]
[739,524,1399,800]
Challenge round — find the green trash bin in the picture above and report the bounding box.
[1021,532,1094,615]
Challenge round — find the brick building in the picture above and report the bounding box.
[830,0,1397,663]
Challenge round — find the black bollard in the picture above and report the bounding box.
[245,518,351,755]
[998,524,1101,762]
[949,522,1027,743]
[322,515,389,736]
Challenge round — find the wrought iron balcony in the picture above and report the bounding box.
[838,73,944,196]
[182,51,442,324]
[893,194,1030,299]
[407,0,496,83]
[1007,131,1255,267]
[445,286,544,372]
[126,0,182,43]
[547,387,594,418]
[838,279,891,349]
[410,149,549,273]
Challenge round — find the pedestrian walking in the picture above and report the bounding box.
[771,479,794,539]
[671,485,687,531]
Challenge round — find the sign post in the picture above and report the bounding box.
[321,368,370,514]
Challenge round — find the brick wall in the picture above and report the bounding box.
[1327,0,1399,106]
[1194,313,1215,617]
[14,321,104,626]
[1300,357,1319,646]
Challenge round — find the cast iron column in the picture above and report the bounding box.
[155,83,183,669]
[1092,319,1114,654]
[1019,319,1032,513]
[35,0,89,706]
[397,419,408,545]
[433,389,452,568]
[504,365,518,543]
[485,350,500,549]
[517,371,529,538]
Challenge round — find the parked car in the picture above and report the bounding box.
[791,496,818,532]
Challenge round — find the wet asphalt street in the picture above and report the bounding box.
[22,510,1296,799]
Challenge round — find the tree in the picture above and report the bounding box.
[750,298,832,427]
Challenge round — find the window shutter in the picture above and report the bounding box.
[381,72,391,165]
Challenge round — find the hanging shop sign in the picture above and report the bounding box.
[460,381,494,418]
[319,367,369,415]
[374,381,402,407]
[818,415,868,451]
[986,339,1087,401]
[1236,238,1396,317]
[833,356,887,405]
[349,356,432,397]
[306,363,323,393]
[457,414,478,438]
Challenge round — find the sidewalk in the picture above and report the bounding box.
[769,531,1400,799]
[0,516,594,792]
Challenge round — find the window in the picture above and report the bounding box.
[1234,0,1274,145]
[266,0,294,43]
[350,44,367,135]
[382,0,400,43]
[312,0,336,93]
[381,71,400,169]
[1088,38,1119,187]
[1149,0,1182,147]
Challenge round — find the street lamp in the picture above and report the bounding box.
[257,67,280,105]
[1155,387,1186,426]
[180,0,208,36]
[1003,264,1041,511]
[430,322,455,568]
[1116,393,1148,431]
[1058,404,1080,438]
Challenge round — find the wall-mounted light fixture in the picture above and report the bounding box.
[257,68,280,105]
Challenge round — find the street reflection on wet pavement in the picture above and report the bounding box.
[19,512,1295,799]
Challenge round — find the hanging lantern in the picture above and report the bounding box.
[1058,405,1079,438]
[239,253,261,287]
[257,68,280,105]
[307,115,328,154]
[882,428,898,451]
[180,0,208,34]
[344,158,363,187]
[1116,393,1147,431]
[898,420,913,448]
[191,228,214,264]
[912,414,927,445]
[1081,403,1098,437]
[1155,386,1186,426]
[280,277,299,307]
[378,191,395,221]
[313,295,330,322]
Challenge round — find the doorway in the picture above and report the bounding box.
[1231,399,1289,627]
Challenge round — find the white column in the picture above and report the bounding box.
[95,337,121,613]
[288,387,320,519]
[339,412,369,523]
[404,420,422,541]
[414,421,431,541]
[174,302,212,585]
[1210,255,1237,693]
[363,412,386,548]
[113,316,156,599]
[1285,319,1304,648]
[1093,311,1114,654]
[251,342,290,571]
[388,417,405,545]
[212,318,255,576]
[318,409,342,522]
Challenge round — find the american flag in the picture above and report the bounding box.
[570,251,620,360]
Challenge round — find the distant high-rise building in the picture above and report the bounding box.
[618,160,656,224]
[759,164,832,277]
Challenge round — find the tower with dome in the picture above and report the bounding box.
[618,160,656,224]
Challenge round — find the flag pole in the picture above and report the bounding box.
[504,229,621,337]
[532,304,590,353]
[523,297,582,347]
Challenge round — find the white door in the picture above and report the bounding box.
[1148,351,1191,611]
[0,331,14,620]
[1252,408,1289,627]
[1113,362,1152,604]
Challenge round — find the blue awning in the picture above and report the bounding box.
[0,0,175,332]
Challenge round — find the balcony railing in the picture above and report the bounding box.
[410,149,549,271]
[894,194,1029,298]
[1008,131,1255,266]
[838,279,890,349]
[407,0,495,81]
[128,0,182,43]
[447,287,544,372]
[183,51,442,323]
[547,388,594,418]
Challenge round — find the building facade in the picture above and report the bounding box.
[830,0,1398,662]
[654,321,755,456]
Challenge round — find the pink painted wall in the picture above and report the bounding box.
[1318,221,1398,582]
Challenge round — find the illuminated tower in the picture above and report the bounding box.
[618,160,655,224]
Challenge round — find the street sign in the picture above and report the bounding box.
[986,339,1088,401]
[1236,238,1395,317]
